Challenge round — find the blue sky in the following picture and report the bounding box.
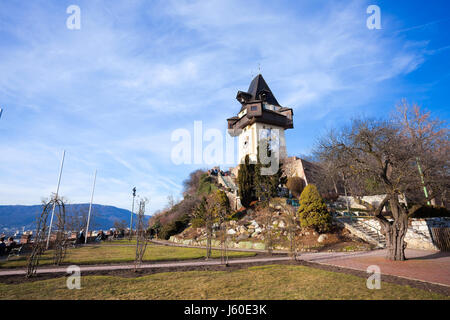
[0,0,449,214]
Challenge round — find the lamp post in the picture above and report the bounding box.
[129,187,136,240]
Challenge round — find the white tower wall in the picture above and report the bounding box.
[238,122,287,164]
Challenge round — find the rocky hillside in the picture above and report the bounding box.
[170,202,371,252]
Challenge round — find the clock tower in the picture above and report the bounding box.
[227,74,293,164]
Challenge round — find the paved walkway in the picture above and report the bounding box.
[308,249,450,287]
[153,241,450,286]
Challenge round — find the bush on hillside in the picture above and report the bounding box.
[229,207,247,221]
[152,169,224,240]
[190,196,208,228]
[197,174,218,195]
[321,191,339,202]
[183,169,207,196]
[159,213,190,240]
[298,184,332,232]
[286,177,304,198]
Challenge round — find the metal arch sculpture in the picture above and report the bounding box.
[26,201,51,278]
[52,199,67,266]
[26,198,66,278]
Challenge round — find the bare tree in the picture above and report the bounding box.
[395,100,450,206]
[191,196,214,259]
[135,198,149,271]
[190,191,231,262]
[113,219,127,236]
[66,206,88,234]
[312,156,344,197]
[278,201,299,260]
[166,195,175,209]
[210,190,231,265]
[255,206,276,255]
[316,109,448,261]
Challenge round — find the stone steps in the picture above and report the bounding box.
[221,174,238,192]
[352,222,386,246]
[337,218,386,248]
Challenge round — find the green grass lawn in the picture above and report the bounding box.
[0,244,255,268]
[0,264,446,300]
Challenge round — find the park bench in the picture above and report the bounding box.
[7,245,23,261]
[68,239,78,248]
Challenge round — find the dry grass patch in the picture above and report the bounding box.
[0,265,447,300]
[0,244,255,268]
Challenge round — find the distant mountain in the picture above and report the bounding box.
[0,204,146,233]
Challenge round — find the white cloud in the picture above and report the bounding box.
[0,0,433,214]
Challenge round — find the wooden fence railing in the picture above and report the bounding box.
[431,228,450,251]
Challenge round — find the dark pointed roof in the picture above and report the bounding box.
[237,74,281,106]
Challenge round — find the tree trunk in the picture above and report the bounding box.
[206,236,211,259]
[220,223,228,265]
[206,223,212,260]
[381,220,407,261]
[374,195,408,261]
[332,178,338,194]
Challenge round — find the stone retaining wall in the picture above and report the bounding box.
[357,217,450,250]
[337,195,407,211]
[169,236,268,250]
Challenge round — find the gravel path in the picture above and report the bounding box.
[318,248,450,287]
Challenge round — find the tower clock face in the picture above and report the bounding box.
[243,135,249,150]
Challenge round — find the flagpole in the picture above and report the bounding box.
[46,149,66,249]
[85,169,97,244]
